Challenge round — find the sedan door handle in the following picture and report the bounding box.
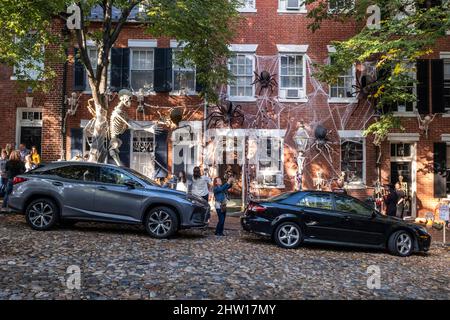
[52,181,63,187]
[342,215,351,221]
[97,186,108,191]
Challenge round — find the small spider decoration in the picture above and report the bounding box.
[204,101,245,128]
[251,70,278,95]
[310,124,336,156]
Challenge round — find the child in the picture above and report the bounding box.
[24,155,35,172]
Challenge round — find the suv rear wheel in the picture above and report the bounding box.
[25,198,59,231]
[274,222,303,249]
[144,206,178,239]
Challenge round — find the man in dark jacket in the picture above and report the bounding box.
[384,184,398,217]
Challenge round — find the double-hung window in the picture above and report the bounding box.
[237,0,256,12]
[279,54,305,99]
[339,132,365,186]
[228,53,255,99]
[444,58,450,111]
[329,57,355,100]
[130,48,154,90]
[256,137,284,187]
[278,0,307,12]
[394,62,416,113]
[85,47,98,90]
[172,50,196,94]
[13,33,44,81]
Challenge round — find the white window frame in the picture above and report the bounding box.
[338,130,366,188]
[11,34,44,81]
[278,53,307,102]
[228,52,256,102]
[255,133,285,189]
[171,49,196,96]
[237,0,257,13]
[82,45,112,93]
[441,52,450,113]
[278,0,307,13]
[328,60,357,103]
[129,47,155,92]
[392,62,417,116]
[171,121,203,177]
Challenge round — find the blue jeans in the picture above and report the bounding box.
[0,177,7,197]
[2,179,13,208]
[215,208,226,235]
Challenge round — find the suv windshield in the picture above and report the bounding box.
[123,167,159,187]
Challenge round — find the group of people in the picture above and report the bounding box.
[0,144,41,212]
[383,182,408,218]
[164,166,235,236]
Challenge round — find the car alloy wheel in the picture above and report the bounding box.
[396,233,412,256]
[145,206,178,239]
[275,222,302,249]
[148,210,172,236]
[25,198,58,231]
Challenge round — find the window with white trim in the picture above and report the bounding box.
[328,0,355,13]
[278,0,306,12]
[329,57,354,99]
[340,138,365,185]
[228,53,254,98]
[130,48,154,90]
[444,59,450,111]
[13,34,44,81]
[279,54,305,99]
[393,63,416,112]
[237,0,256,11]
[172,50,196,94]
[84,47,111,91]
[256,137,284,187]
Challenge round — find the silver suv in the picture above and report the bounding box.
[7,162,209,238]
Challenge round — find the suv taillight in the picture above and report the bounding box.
[13,177,27,185]
[247,202,267,214]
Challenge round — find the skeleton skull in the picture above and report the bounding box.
[118,89,132,107]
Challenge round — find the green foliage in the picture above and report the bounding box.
[306,0,450,138]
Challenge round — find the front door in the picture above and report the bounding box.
[20,126,42,153]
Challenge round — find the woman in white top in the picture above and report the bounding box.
[24,155,35,172]
[190,166,211,202]
[176,171,189,192]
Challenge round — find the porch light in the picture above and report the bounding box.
[294,122,309,154]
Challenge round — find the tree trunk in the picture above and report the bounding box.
[87,77,109,163]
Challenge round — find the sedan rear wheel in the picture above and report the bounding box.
[25,198,59,231]
[145,207,178,239]
[274,222,302,249]
[388,230,414,257]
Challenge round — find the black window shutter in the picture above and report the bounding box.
[431,59,445,114]
[154,48,172,92]
[111,48,130,91]
[73,48,85,91]
[70,128,84,159]
[119,129,131,167]
[154,129,169,178]
[416,59,430,114]
[433,142,447,198]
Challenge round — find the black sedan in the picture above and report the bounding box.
[241,191,431,256]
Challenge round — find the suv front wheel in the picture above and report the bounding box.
[144,206,178,239]
[25,198,59,231]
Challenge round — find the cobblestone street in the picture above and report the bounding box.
[0,213,448,300]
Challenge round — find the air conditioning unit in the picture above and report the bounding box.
[262,173,283,187]
[279,89,301,99]
[286,0,301,10]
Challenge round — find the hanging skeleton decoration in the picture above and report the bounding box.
[417,113,436,138]
[251,70,278,95]
[204,101,245,128]
[109,89,133,166]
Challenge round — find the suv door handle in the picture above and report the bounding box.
[52,181,63,187]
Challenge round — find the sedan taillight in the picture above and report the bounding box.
[247,202,267,214]
[13,177,28,185]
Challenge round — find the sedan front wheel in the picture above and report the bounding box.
[274,222,303,249]
[145,207,178,239]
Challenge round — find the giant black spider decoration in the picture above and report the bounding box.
[251,70,278,95]
[204,101,245,128]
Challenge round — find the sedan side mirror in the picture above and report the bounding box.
[371,211,377,218]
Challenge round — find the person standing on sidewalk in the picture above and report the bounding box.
[191,167,211,202]
[213,176,234,236]
[0,149,8,198]
[2,151,25,212]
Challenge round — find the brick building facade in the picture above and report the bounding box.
[0,1,449,217]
